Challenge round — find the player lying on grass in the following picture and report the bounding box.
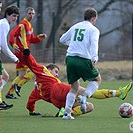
[22,53,94,116]
[21,51,132,116]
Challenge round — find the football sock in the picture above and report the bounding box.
[83,81,99,98]
[12,76,21,85]
[91,89,121,99]
[0,91,2,104]
[71,106,82,116]
[7,85,14,94]
[7,77,21,94]
[18,71,34,87]
[0,79,6,91]
[29,110,35,114]
[64,92,76,113]
[109,90,121,97]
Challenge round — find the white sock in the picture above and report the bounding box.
[84,81,99,98]
[0,79,7,91]
[109,90,116,97]
[65,92,76,113]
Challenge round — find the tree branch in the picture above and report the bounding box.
[101,20,130,37]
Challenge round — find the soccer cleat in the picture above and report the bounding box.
[0,101,13,110]
[5,94,17,99]
[62,112,74,120]
[78,95,86,114]
[55,107,65,117]
[14,83,21,97]
[29,112,41,116]
[119,82,132,100]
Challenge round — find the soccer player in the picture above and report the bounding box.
[60,7,101,119]
[0,4,19,109]
[23,54,94,116]
[21,51,131,117]
[0,0,2,87]
[5,7,47,99]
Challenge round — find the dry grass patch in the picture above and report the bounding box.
[3,61,132,81]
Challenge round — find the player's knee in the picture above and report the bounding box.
[86,102,94,113]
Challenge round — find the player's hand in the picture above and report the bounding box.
[14,45,20,53]
[15,59,19,64]
[39,34,47,39]
[23,49,30,56]
[93,60,97,65]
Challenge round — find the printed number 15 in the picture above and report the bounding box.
[74,29,85,42]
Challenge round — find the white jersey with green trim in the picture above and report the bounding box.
[0,18,18,62]
[60,21,100,62]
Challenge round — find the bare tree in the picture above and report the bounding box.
[42,0,131,62]
[35,0,44,49]
[45,0,131,47]
[45,0,78,48]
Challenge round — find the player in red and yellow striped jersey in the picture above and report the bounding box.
[5,7,47,99]
[21,53,93,116]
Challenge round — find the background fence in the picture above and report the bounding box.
[1,47,132,63]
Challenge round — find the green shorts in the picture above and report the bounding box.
[0,60,4,75]
[66,56,99,84]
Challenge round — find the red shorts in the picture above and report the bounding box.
[50,82,71,109]
[27,82,71,111]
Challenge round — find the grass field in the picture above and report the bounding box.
[0,80,133,133]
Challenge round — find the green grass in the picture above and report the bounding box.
[0,80,133,133]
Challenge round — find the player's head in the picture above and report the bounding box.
[84,7,98,25]
[25,7,35,22]
[0,1,2,13]
[4,5,19,24]
[46,64,59,77]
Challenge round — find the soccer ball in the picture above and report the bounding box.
[118,103,133,118]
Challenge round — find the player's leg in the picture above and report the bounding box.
[50,83,70,109]
[0,69,13,109]
[17,71,34,88]
[91,82,132,100]
[26,88,41,116]
[6,75,21,97]
[63,56,82,119]
[14,71,34,97]
[6,69,26,98]
[56,102,94,117]
[52,82,74,117]
[91,89,120,99]
[53,83,94,117]
[78,59,101,113]
[0,69,9,104]
[72,102,94,115]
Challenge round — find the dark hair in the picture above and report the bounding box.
[4,5,19,18]
[46,64,59,70]
[84,7,98,21]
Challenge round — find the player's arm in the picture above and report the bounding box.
[9,24,21,52]
[23,53,46,76]
[59,29,71,46]
[30,28,47,44]
[9,25,20,47]
[90,28,100,65]
[0,25,19,63]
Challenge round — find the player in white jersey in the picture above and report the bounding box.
[0,3,19,110]
[60,7,101,119]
